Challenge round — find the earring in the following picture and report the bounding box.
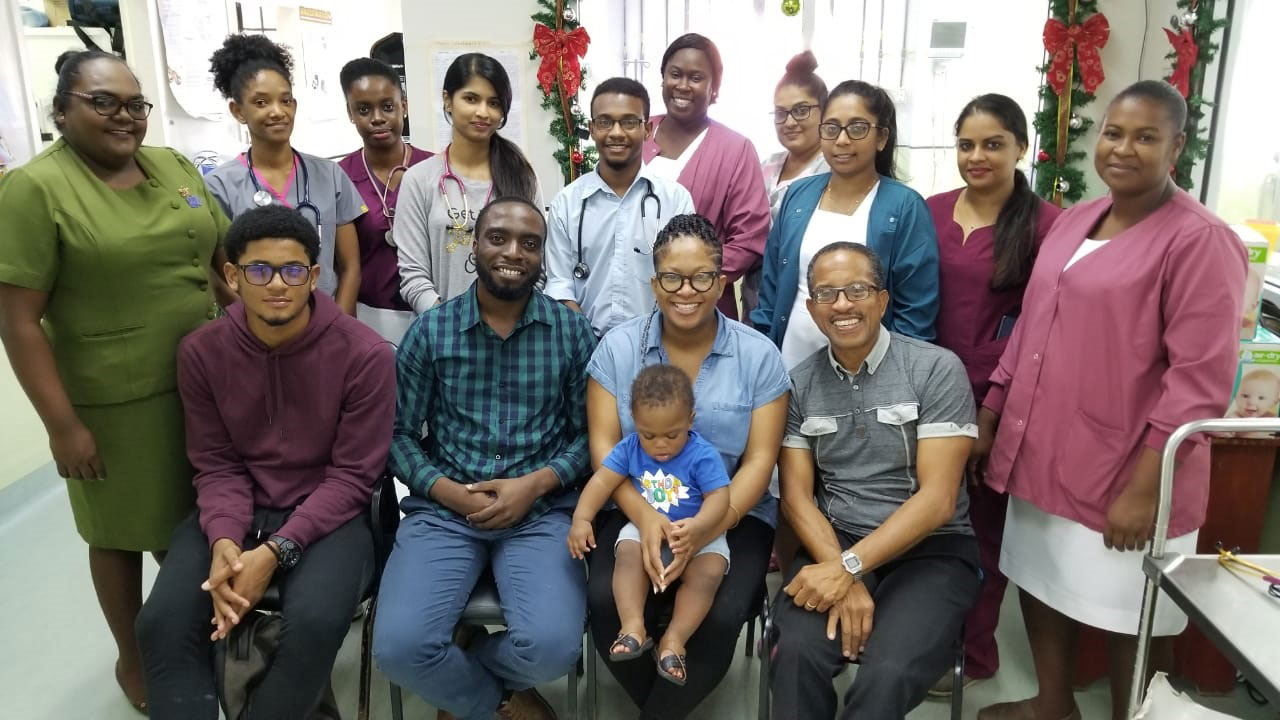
[465,253,476,273]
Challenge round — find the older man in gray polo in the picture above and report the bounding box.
[769,242,982,720]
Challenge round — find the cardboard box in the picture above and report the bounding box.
[1240,236,1268,341]
[1228,340,1280,436]
[43,1,69,27]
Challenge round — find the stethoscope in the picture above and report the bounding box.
[247,147,322,238]
[360,143,411,247]
[440,145,494,253]
[573,177,662,280]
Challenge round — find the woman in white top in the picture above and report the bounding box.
[745,50,832,320]
[751,80,940,368]
[394,53,542,313]
[761,51,831,222]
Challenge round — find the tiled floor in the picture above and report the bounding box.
[1,471,1273,719]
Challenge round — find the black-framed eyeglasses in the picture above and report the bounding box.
[811,282,880,304]
[237,263,312,286]
[818,120,884,141]
[656,271,718,293]
[772,104,819,124]
[591,116,645,132]
[61,90,153,120]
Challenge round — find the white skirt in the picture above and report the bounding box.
[1000,496,1197,636]
[356,303,416,347]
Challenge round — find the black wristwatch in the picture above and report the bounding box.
[267,534,301,570]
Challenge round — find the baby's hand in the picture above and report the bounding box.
[668,518,697,555]
[567,517,596,559]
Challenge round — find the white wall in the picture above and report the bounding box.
[401,0,567,198]
[117,0,402,163]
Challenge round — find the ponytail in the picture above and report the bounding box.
[489,134,539,203]
[989,169,1041,291]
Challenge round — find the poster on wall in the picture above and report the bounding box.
[157,0,230,120]
[299,6,342,122]
[430,47,527,152]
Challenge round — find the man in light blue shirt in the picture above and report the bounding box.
[545,77,694,336]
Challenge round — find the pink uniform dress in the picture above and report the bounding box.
[983,190,1246,634]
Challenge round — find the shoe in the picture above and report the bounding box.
[977,698,1081,720]
[926,669,979,697]
[497,688,556,720]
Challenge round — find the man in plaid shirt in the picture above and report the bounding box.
[373,196,597,720]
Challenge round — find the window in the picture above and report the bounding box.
[585,0,1048,197]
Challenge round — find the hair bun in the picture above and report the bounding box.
[54,50,82,75]
[209,34,294,99]
[786,50,818,75]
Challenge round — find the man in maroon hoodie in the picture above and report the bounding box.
[136,204,397,719]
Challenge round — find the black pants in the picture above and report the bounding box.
[136,512,374,720]
[770,532,981,720]
[587,509,774,720]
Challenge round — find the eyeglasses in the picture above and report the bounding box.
[772,104,819,124]
[61,90,153,120]
[811,282,880,304]
[656,271,718,293]
[591,116,645,132]
[818,120,884,141]
[237,263,312,286]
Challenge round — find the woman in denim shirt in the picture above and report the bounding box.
[585,214,789,718]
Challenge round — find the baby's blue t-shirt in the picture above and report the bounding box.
[602,429,731,522]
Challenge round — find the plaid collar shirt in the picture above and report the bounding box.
[390,283,597,521]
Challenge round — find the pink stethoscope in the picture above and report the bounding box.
[360,143,411,246]
[439,144,494,252]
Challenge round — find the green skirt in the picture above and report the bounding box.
[67,390,195,551]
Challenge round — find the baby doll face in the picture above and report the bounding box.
[1234,374,1280,417]
[633,401,695,463]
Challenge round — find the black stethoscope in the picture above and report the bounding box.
[573,177,662,280]
[247,147,322,238]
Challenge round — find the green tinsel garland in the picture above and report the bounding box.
[530,0,598,184]
[1031,0,1101,205]
[1166,0,1230,191]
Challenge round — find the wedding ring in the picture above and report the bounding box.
[805,603,816,610]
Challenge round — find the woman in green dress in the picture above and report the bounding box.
[0,50,230,712]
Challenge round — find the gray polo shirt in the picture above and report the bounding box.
[783,327,977,538]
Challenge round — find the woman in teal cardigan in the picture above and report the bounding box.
[750,80,938,367]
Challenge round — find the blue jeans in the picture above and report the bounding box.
[372,498,586,720]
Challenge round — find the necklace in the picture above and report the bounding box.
[821,177,878,215]
[440,144,494,253]
[956,188,999,234]
[361,143,411,246]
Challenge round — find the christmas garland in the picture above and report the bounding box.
[1164,0,1229,191]
[531,0,597,184]
[1032,0,1108,206]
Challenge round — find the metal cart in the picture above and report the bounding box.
[1128,417,1280,718]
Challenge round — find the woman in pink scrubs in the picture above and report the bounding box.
[974,81,1247,720]
[926,93,1060,692]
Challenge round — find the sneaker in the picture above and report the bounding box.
[927,670,979,697]
[496,688,556,720]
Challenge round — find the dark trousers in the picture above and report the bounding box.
[587,509,775,720]
[964,482,1009,678]
[136,512,374,720]
[770,531,981,720]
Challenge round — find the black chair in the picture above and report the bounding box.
[754,596,966,720]
[252,472,399,720]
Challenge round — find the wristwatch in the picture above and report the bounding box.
[840,549,864,583]
[267,534,301,570]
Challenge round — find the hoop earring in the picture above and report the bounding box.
[465,253,476,273]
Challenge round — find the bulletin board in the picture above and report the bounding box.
[427,43,528,153]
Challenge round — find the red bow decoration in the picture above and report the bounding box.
[1164,26,1198,98]
[533,24,591,98]
[1043,13,1110,95]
